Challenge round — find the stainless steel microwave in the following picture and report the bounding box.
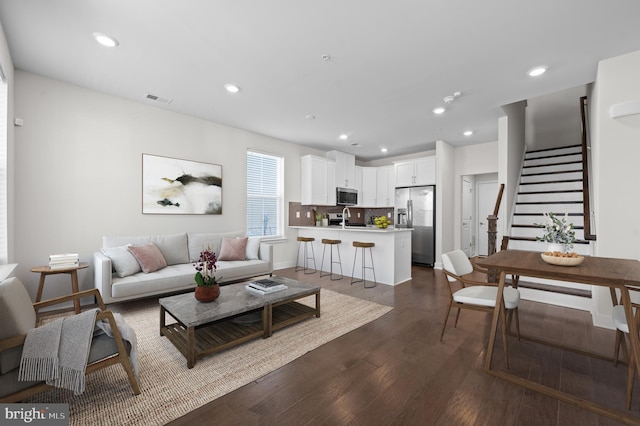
[336,187,357,205]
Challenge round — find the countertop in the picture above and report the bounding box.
[290,225,412,232]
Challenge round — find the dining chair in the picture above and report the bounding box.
[612,286,640,410]
[440,250,520,368]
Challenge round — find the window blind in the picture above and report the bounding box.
[246,150,283,237]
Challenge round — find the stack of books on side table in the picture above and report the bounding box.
[48,253,79,269]
[246,278,288,295]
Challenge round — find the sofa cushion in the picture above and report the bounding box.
[128,243,167,273]
[101,245,141,278]
[0,278,37,374]
[245,237,262,260]
[218,237,248,261]
[187,231,244,262]
[103,233,188,266]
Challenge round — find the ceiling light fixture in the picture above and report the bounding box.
[443,91,462,104]
[381,148,388,153]
[350,143,362,147]
[463,130,473,136]
[224,84,240,93]
[92,32,119,47]
[433,107,445,115]
[339,134,348,140]
[528,66,547,77]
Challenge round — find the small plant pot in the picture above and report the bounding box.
[195,284,220,302]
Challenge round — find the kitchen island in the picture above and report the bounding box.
[290,226,412,286]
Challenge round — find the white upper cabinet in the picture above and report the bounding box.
[360,167,377,206]
[394,156,436,187]
[376,166,395,207]
[300,155,336,205]
[354,166,364,206]
[326,150,356,188]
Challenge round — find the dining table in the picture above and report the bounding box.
[477,249,640,425]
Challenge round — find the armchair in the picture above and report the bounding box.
[0,277,140,402]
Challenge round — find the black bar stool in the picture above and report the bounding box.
[351,241,377,288]
[295,236,316,274]
[320,239,343,280]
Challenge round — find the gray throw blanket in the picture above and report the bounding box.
[96,312,139,380]
[19,308,99,395]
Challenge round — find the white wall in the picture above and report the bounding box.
[12,71,323,301]
[0,21,14,264]
[498,102,526,234]
[590,49,640,327]
[436,140,455,267]
[453,142,499,252]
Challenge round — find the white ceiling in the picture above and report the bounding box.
[1,0,639,161]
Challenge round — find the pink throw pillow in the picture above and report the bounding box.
[128,243,167,273]
[218,237,248,261]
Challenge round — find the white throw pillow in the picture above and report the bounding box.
[101,245,141,278]
[245,236,262,260]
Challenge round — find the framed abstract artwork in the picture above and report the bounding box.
[142,154,222,214]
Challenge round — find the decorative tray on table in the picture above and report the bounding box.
[541,251,584,266]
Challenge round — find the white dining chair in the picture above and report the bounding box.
[440,250,520,368]
[612,286,640,410]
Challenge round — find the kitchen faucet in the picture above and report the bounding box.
[342,207,351,229]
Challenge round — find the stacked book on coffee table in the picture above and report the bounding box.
[48,253,79,269]
[246,278,288,295]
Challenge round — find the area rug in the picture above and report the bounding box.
[28,289,392,425]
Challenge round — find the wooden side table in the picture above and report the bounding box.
[30,262,89,313]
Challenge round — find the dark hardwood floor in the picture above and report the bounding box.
[168,265,640,425]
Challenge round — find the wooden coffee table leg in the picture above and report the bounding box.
[187,326,196,369]
[264,306,272,338]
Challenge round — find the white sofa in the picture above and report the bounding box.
[94,231,272,304]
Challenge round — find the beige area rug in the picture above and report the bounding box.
[29,289,392,425]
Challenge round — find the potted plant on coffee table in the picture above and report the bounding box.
[193,246,221,302]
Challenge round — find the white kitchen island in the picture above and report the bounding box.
[290,226,412,286]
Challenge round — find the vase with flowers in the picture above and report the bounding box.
[535,212,576,253]
[193,246,221,302]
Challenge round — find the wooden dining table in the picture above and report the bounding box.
[477,249,640,425]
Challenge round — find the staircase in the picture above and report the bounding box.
[507,144,593,311]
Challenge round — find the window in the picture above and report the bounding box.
[246,150,283,238]
[0,65,7,264]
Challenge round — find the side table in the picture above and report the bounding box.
[30,262,89,313]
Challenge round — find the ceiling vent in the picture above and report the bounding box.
[145,93,172,104]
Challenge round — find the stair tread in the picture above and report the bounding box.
[518,189,583,195]
[508,236,589,244]
[522,170,583,177]
[525,144,582,155]
[524,152,582,162]
[523,160,582,169]
[512,224,584,229]
[516,201,582,205]
[520,179,583,185]
[514,212,583,216]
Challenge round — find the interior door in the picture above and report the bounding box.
[477,181,499,256]
[461,179,472,257]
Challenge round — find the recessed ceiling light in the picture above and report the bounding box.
[528,66,547,77]
[381,148,388,153]
[92,32,119,47]
[224,84,240,93]
[339,134,348,140]
[463,130,473,136]
[433,107,446,115]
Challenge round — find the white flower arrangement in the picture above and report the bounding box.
[535,212,576,249]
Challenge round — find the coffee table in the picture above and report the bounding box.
[159,276,321,368]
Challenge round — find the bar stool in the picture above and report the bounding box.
[351,241,377,288]
[295,236,316,274]
[320,239,343,280]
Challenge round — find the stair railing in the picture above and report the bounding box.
[580,96,596,240]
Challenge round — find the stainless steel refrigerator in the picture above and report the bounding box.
[395,186,435,265]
